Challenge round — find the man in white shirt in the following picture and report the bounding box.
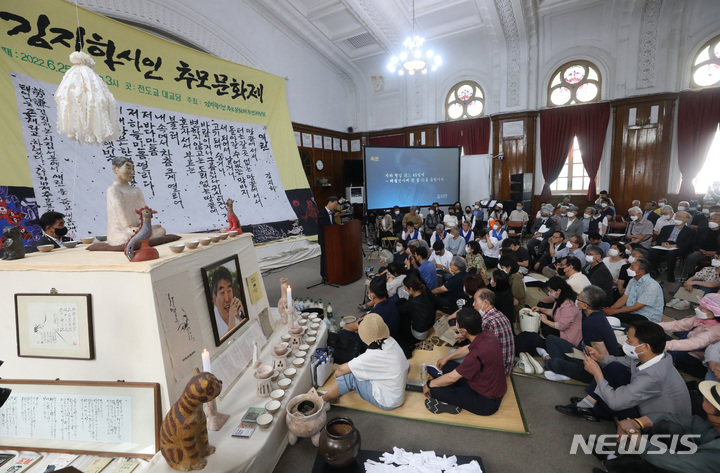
[211,265,246,338]
[430,240,454,273]
[653,205,675,235]
[509,202,529,224]
[559,256,592,294]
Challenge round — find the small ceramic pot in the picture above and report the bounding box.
[270,389,285,400]
[307,330,318,337]
[228,230,239,237]
[218,233,229,240]
[185,240,200,249]
[278,378,292,389]
[283,368,297,378]
[80,237,95,244]
[199,238,211,246]
[95,235,107,241]
[257,413,273,429]
[306,336,317,345]
[210,235,221,243]
[62,241,78,248]
[265,400,281,414]
[169,244,185,253]
[319,417,361,468]
[286,388,326,447]
[281,334,292,342]
[274,343,290,356]
[37,245,54,253]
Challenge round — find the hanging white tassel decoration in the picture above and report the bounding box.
[55,51,121,145]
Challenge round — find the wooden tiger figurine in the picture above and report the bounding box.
[160,370,222,471]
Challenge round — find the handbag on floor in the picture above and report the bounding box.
[327,332,362,364]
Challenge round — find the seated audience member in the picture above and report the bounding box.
[430,224,447,246]
[660,293,720,379]
[444,226,466,257]
[556,320,691,421]
[592,207,610,238]
[391,206,404,235]
[608,379,720,473]
[462,206,476,229]
[443,208,459,228]
[677,200,691,213]
[653,204,675,236]
[33,211,73,249]
[539,286,619,383]
[601,241,627,284]
[705,341,720,381]
[654,197,669,215]
[396,270,437,356]
[527,205,557,264]
[641,200,660,225]
[322,314,409,411]
[400,221,420,245]
[502,238,530,274]
[624,206,654,249]
[534,201,548,219]
[424,308,507,416]
[489,269,515,329]
[617,247,649,296]
[509,201,529,224]
[692,203,717,228]
[551,205,567,225]
[557,195,572,209]
[430,240,453,274]
[376,249,395,274]
[393,239,409,266]
[582,208,602,237]
[587,231,610,255]
[468,289,515,376]
[431,202,445,221]
[433,256,469,313]
[535,230,565,273]
[477,229,502,269]
[605,258,663,323]
[402,205,422,229]
[540,233,585,275]
[668,250,720,311]
[413,246,438,290]
[557,256,591,295]
[622,200,642,222]
[343,276,401,341]
[465,240,487,280]
[683,211,720,279]
[379,210,394,238]
[558,205,584,240]
[583,245,614,306]
[649,211,695,282]
[487,218,507,251]
[598,197,616,220]
[459,221,473,244]
[356,261,407,312]
[488,203,507,226]
[498,254,526,326]
[423,206,440,243]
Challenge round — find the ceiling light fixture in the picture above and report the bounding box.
[386,0,442,76]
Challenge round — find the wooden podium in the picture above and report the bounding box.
[324,219,363,285]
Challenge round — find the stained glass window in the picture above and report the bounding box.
[445,81,485,120]
[691,35,720,88]
[548,61,601,107]
[550,136,593,194]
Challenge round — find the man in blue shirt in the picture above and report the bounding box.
[605,258,663,323]
[414,246,438,290]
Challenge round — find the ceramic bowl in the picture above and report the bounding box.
[292,358,305,367]
[343,316,357,325]
[81,237,95,244]
[255,365,274,379]
[273,342,290,356]
[281,334,291,342]
[309,323,320,330]
[37,244,54,253]
[310,317,322,324]
[306,336,317,345]
[271,370,280,382]
[300,312,310,319]
[298,344,310,352]
[95,235,107,241]
[199,238,211,246]
[185,240,199,249]
[169,244,185,254]
[210,235,221,243]
[62,241,78,249]
[270,389,285,400]
[265,399,281,414]
[278,378,292,389]
[228,230,239,237]
[218,233,229,240]
[283,367,297,378]
[257,413,273,428]
[296,351,308,359]
[306,330,318,337]
[298,319,308,326]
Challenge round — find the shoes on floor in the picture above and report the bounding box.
[524,352,544,374]
[673,300,691,310]
[544,370,571,381]
[517,353,534,374]
[426,365,442,379]
[666,298,681,308]
[555,403,601,422]
[570,396,585,405]
[425,398,461,415]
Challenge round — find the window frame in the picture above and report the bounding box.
[445,80,485,120]
[547,60,602,107]
[549,136,594,195]
[690,34,720,89]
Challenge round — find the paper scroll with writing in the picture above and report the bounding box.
[11,72,297,237]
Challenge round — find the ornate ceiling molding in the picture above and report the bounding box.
[494,0,521,107]
[350,0,399,48]
[637,0,663,89]
[75,0,264,68]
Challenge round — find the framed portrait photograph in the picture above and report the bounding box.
[201,255,249,346]
[15,293,95,360]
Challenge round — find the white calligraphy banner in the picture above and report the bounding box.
[11,71,297,237]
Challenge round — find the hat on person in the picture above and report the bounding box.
[358,313,390,346]
[567,205,579,211]
[699,293,720,317]
[542,204,555,213]
[699,380,720,412]
[379,249,394,263]
[496,203,503,208]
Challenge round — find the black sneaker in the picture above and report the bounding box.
[570,396,584,405]
[555,403,601,421]
[425,398,461,415]
[426,366,442,379]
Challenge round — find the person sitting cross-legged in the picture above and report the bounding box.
[555,320,691,422]
[423,307,507,416]
[604,257,663,324]
[432,256,469,314]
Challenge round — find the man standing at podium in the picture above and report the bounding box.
[318,196,339,282]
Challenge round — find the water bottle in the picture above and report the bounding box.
[319,299,324,312]
[421,363,428,384]
[326,303,334,331]
[304,297,310,310]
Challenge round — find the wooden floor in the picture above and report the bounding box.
[320,345,529,434]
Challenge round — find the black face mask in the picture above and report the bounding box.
[54,227,69,237]
[557,267,566,277]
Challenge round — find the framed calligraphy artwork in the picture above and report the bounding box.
[15,293,94,360]
[201,255,249,346]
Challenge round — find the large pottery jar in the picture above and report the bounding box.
[318,417,361,468]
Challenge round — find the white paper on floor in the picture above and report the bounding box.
[364,447,482,473]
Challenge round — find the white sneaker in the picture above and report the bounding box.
[666,298,680,308]
[673,300,692,310]
[524,352,544,375]
[517,353,534,374]
[544,370,571,381]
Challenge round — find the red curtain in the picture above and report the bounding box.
[539,107,577,201]
[677,88,720,199]
[438,117,490,155]
[574,103,610,201]
[368,134,404,147]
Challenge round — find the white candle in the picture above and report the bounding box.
[287,285,292,308]
[202,349,212,373]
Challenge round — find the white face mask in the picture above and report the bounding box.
[567,212,575,218]
[585,255,595,263]
[517,207,522,211]
[695,307,711,320]
[622,342,643,359]
[601,203,608,208]
[608,249,620,257]
[678,206,686,211]
[661,214,670,220]
[709,222,719,229]
[429,210,434,215]
[394,210,400,215]
[712,259,720,268]
[584,214,592,219]
[474,205,479,210]
[630,215,638,221]
[396,246,403,252]
[626,268,637,277]
[674,219,684,226]
[628,256,636,263]
[493,225,500,230]
[703,208,710,215]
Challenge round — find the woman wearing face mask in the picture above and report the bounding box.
[395,270,438,357]
[465,240,488,282]
[488,269,515,329]
[443,207,459,228]
[658,293,720,379]
[498,254,526,328]
[602,242,628,284]
[423,206,440,244]
[530,277,582,344]
[462,206,476,228]
[666,251,720,311]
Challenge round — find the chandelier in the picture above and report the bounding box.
[386,0,442,76]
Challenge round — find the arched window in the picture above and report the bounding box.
[547,60,601,107]
[691,34,720,88]
[445,81,485,120]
